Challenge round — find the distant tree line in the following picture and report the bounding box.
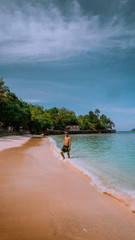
[0,78,115,132]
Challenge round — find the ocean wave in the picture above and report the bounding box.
[48,136,135,213]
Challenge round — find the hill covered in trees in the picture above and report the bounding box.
[0,78,115,132]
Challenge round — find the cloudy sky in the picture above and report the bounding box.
[0,0,135,130]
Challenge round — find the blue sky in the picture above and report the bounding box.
[0,0,135,130]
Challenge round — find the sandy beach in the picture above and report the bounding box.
[0,137,135,240]
[0,136,30,152]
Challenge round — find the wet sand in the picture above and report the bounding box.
[0,137,135,240]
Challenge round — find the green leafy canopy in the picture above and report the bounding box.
[0,79,115,132]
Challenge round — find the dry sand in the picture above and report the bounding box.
[0,136,30,152]
[0,137,135,240]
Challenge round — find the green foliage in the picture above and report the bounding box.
[77,111,115,130]
[43,107,77,130]
[0,77,10,102]
[0,79,115,132]
[0,91,31,130]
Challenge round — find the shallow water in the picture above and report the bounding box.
[51,131,135,210]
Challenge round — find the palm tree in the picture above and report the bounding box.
[0,78,10,102]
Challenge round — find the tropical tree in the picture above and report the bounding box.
[0,78,10,102]
[0,92,31,130]
[95,109,100,117]
[0,78,115,132]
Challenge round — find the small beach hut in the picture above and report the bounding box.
[65,125,80,131]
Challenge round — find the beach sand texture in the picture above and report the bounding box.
[0,137,135,240]
[0,136,30,152]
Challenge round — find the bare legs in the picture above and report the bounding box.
[60,151,70,160]
[60,151,65,160]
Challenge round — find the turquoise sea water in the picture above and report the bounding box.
[50,132,135,210]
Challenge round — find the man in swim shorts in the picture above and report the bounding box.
[61,132,71,160]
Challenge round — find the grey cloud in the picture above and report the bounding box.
[0,1,135,62]
[23,98,42,103]
[101,107,135,114]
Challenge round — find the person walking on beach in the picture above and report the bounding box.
[61,132,71,160]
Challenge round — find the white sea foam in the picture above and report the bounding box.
[49,136,135,212]
[48,137,62,160]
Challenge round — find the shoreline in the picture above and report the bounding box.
[0,137,135,240]
[49,136,135,213]
[44,129,116,135]
[0,135,31,152]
